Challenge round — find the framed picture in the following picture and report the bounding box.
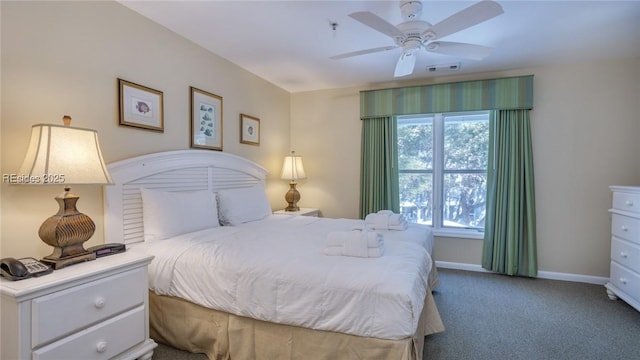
[190,87,223,151]
[240,113,260,146]
[118,78,164,132]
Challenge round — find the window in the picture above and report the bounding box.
[397,111,490,236]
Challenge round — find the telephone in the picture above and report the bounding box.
[0,257,53,281]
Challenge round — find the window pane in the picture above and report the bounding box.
[443,172,487,229]
[443,114,489,170]
[397,117,433,170]
[397,111,488,232]
[399,172,432,225]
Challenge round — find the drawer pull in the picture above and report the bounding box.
[625,200,634,207]
[620,252,628,259]
[619,277,628,285]
[96,341,108,353]
[620,225,628,232]
[94,297,106,309]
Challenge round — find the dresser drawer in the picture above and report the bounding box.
[611,214,640,245]
[609,262,640,302]
[611,238,640,273]
[613,191,640,213]
[33,306,145,360]
[32,267,146,347]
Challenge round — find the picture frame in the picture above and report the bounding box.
[190,87,223,151]
[240,113,260,146]
[118,78,164,132]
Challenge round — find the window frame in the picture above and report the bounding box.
[397,111,489,239]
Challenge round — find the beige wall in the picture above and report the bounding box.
[1,1,291,258]
[290,88,362,218]
[292,57,640,277]
[2,1,639,279]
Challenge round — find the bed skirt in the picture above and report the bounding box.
[148,287,444,360]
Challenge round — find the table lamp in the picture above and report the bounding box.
[17,116,113,269]
[280,150,307,212]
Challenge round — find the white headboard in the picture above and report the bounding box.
[103,150,268,245]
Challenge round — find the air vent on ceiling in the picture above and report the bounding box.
[426,63,461,72]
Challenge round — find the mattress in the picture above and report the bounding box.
[133,215,434,340]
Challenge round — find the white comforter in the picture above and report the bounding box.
[133,215,433,339]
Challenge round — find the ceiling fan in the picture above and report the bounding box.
[331,0,504,77]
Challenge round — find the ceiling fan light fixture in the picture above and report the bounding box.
[333,0,503,77]
[404,38,423,51]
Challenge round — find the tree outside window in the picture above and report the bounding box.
[398,111,489,232]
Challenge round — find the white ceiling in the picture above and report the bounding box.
[119,0,640,93]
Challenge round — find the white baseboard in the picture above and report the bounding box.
[435,261,608,285]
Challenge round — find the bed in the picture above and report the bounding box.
[103,150,444,360]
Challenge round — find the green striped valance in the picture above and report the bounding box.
[360,75,533,118]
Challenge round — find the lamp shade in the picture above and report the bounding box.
[280,152,307,181]
[18,124,113,185]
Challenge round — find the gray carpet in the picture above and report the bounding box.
[424,269,640,360]
[152,268,640,360]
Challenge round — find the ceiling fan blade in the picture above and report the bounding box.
[349,11,405,38]
[394,51,417,77]
[330,45,398,60]
[425,0,504,40]
[426,41,493,60]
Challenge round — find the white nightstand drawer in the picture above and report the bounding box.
[611,214,640,245]
[611,238,640,273]
[610,262,640,301]
[613,191,640,214]
[32,267,146,347]
[33,306,145,360]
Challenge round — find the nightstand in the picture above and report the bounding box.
[273,208,320,217]
[0,251,157,360]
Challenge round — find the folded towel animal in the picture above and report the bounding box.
[364,210,408,230]
[324,230,384,258]
[326,230,383,248]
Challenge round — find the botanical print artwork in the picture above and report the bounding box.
[190,86,222,150]
[199,103,215,138]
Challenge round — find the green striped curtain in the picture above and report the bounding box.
[359,116,399,218]
[359,76,537,275]
[360,75,533,117]
[482,110,537,277]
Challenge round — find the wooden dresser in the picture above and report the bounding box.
[1,251,156,359]
[606,186,640,312]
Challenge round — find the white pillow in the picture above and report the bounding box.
[217,185,272,225]
[140,188,219,242]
